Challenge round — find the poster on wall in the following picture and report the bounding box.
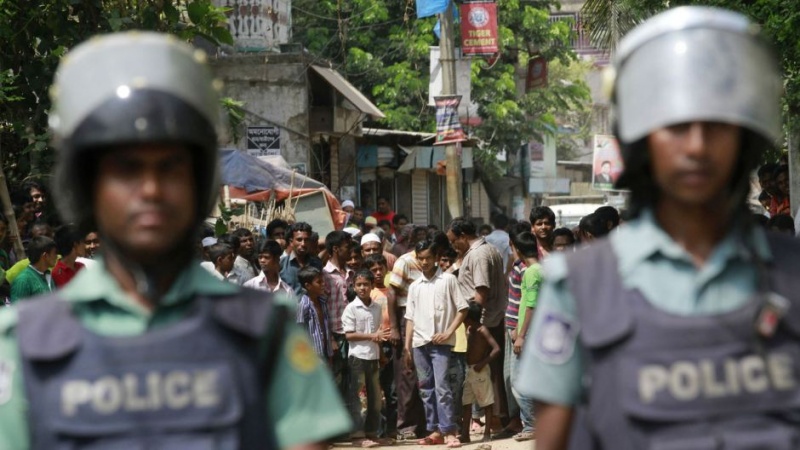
[592,135,624,191]
[434,96,467,145]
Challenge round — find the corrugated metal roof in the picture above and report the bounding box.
[310,65,385,119]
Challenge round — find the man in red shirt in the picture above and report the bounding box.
[371,196,396,231]
[51,225,86,288]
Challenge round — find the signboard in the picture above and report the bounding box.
[246,126,281,157]
[592,135,624,191]
[460,2,499,56]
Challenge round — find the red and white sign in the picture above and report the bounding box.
[460,2,499,56]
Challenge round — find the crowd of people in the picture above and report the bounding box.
[188,195,621,448]
[2,155,793,449]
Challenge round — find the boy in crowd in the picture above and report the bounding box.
[244,239,293,294]
[343,269,390,448]
[529,206,555,260]
[461,303,501,444]
[438,246,457,272]
[508,232,541,441]
[348,242,364,272]
[51,225,86,288]
[365,253,398,441]
[404,240,469,448]
[207,242,246,285]
[10,236,57,303]
[296,266,333,367]
[551,228,576,252]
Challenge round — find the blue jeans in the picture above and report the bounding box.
[349,356,382,437]
[510,339,536,432]
[414,344,457,433]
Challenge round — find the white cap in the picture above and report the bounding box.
[343,227,362,238]
[342,200,355,209]
[201,237,217,247]
[361,233,381,245]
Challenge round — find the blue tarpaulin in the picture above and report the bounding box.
[417,0,449,18]
[219,148,325,194]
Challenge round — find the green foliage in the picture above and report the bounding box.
[292,0,591,180]
[0,0,233,185]
[582,0,800,156]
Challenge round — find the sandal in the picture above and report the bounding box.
[418,434,445,445]
[359,439,380,448]
[513,431,535,441]
[445,435,462,448]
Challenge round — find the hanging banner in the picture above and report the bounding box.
[460,2,499,55]
[526,56,548,91]
[434,95,467,146]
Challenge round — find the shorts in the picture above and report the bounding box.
[462,365,494,407]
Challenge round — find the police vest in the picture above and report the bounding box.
[564,233,800,450]
[16,289,287,450]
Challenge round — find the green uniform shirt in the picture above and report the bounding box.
[516,263,542,334]
[515,211,772,406]
[5,259,29,284]
[0,261,352,449]
[9,266,53,304]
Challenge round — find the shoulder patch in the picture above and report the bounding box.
[286,333,319,374]
[532,311,579,365]
[0,359,14,405]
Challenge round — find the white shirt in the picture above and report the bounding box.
[76,257,96,268]
[342,297,382,360]
[405,269,468,348]
[485,229,512,270]
[243,271,294,295]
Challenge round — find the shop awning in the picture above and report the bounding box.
[310,65,385,119]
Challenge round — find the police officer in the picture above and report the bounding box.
[0,33,351,449]
[515,7,798,450]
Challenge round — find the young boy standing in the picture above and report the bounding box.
[343,269,390,447]
[296,266,333,366]
[404,240,469,448]
[461,303,501,444]
[244,240,293,294]
[507,232,541,441]
[365,253,398,441]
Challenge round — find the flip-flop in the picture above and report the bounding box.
[360,439,380,448]
[418,435,445,445]
[513,431,535,441]
[445,435,462,448]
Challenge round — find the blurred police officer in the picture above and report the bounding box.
[516,7,797,450]
[0,33,351,449]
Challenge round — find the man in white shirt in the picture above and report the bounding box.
[244,240,293,295]
[404,240,468,448]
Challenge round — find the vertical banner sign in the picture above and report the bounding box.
[460,2,499,56]
[527,56,548,91]
[434,95,467,146]
[592,134,624,191]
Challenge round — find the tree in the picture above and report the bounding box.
[0,0,233,186]
[291,0,591,179]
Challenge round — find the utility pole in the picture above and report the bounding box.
[439,1,464,219]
